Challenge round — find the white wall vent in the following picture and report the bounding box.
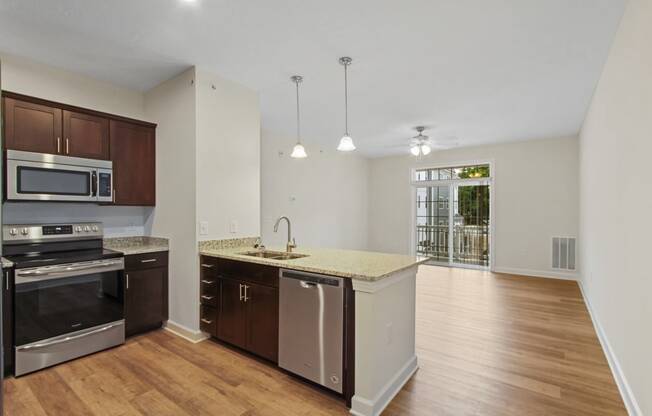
[552,237,576,270]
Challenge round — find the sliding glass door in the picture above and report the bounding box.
[414,165,491,269]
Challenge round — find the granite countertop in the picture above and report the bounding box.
[104,236,169,255]
[199,238,428,282]
[1,257,14,269]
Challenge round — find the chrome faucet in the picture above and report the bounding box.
[273,216,296,252]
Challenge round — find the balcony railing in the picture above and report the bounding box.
[416,224,489,266]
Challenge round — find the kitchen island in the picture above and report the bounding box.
[199,239,428,416]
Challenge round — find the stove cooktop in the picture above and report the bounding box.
[4,248,123,269]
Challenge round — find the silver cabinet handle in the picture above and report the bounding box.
[126,273,129,289]
[57,137,61,153]
[201,279,214,285]
[141,259,157,263]
[113,188,116,203]
[201,318,213,324]
[17,322,122,351]
[65,138,70,154]
[201,263,214,268]
[5,271,9,291]
[201,295,214,300]
[239,284,244,301]
[244,285,250,302]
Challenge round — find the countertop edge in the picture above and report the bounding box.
[199,250,428,282]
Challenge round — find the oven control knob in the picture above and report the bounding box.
[21,228,29,236]
[91,225,98,232]
[75,226,82,233]
[9,228,17,236]
[84,226,90,232]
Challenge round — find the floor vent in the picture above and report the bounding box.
[552,237,576,270]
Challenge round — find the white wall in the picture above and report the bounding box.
[261,130,369,250]
[368,137,579,277]
[0,53,151,234]
[195,68,260,241]
[0,53,146,120]
[579,0,650,413]
[144,68,198,332]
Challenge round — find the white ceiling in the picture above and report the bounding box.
[0,0,625,157]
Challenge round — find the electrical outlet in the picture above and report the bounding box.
[229,220,238,234]
[199,221,208,236]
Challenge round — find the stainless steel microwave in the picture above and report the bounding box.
[5,150,113,203]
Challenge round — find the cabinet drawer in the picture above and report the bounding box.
[216,258,279,288]
[200,305,217,336]
[200,286,218,307]
[200,276,218,304]
[125,251,168,270]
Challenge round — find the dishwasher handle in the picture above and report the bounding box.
[300,281,317,289]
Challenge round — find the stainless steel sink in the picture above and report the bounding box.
[238,250,308,261]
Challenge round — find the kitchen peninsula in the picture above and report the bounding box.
[199,238,428,416]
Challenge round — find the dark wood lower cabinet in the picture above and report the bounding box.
[125,252,169,337]
[198,256,353,406]
[217,278,247,347]
[245,282,279,362]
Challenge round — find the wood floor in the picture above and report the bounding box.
[4,266,627,416]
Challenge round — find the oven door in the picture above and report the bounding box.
[13,258,125,348]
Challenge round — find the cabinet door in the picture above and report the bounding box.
[110,120,156,206]
[2,269,13,375]
[63,110,109,159]
[125,268,166,337]
[217,278,246,349]
[3,97,62,154]
[245,283,279,362]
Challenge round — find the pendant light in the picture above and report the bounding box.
[337,57,356,152]
[290,75,307,158]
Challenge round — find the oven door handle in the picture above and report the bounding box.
[15,259,125,284]
[16,321,124,351]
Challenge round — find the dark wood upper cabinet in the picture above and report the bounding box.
[3,97,62,154]
[2,92,157,206]
[110,120,156,206]
[63,110,109,159]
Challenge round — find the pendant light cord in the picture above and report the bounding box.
[295,78,301,143]
[344,63,349,136]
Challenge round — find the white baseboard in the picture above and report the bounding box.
[493,266,578,281]
[164,320,209,344]
[350,355,418,416]
[578,282,642,416]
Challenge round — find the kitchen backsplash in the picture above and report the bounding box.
[2,202,152,237]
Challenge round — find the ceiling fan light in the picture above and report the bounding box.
[420,144,432,155]
[410,145,421,156]
[337,135,356,152]
[291,143,308,158]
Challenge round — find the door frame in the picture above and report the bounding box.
[409,159,496,271]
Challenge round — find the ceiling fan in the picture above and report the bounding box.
[407,126,458,156]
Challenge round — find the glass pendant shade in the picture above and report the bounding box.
[420,144,432,155]
[410,145,421,156]
[337,135,356,152]
[291,143,308,158]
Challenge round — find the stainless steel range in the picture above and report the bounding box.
[2,223,125,376]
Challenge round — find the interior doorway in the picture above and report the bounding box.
[413,164,492,269]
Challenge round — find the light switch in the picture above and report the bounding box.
[229,220,238,233]
[199,221,209,236]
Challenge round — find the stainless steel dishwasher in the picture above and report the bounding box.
[278,269,344,393]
